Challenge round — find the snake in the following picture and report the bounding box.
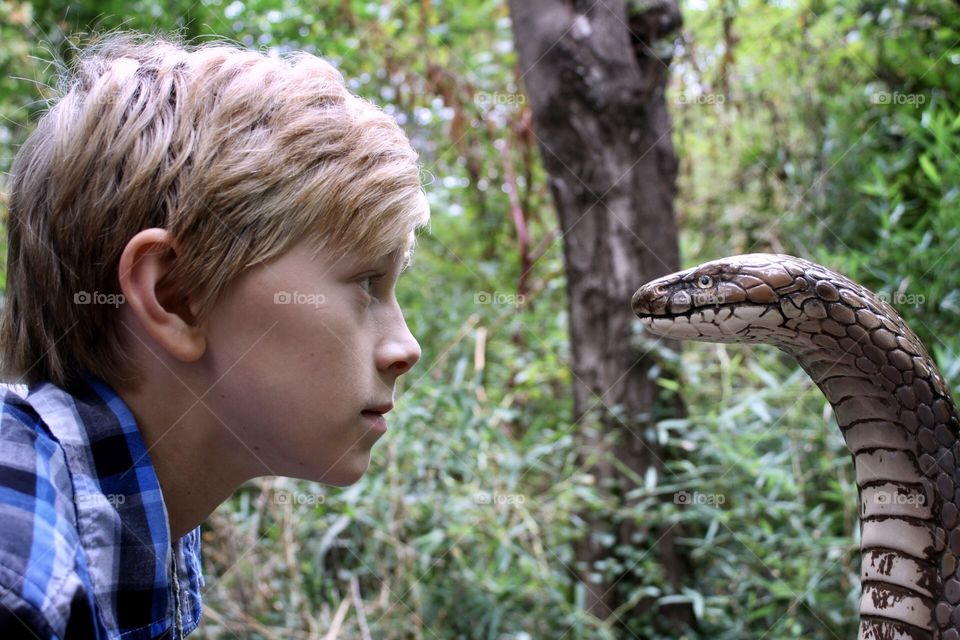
[631,253,960,640]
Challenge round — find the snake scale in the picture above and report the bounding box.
[631,254,960,640]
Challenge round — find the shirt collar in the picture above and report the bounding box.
[25,373,203,638]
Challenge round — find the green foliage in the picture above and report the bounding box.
[805,2,960,358]
[643,343,860,638]
[675,0,960,362]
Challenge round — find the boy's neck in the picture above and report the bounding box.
[115,375,257,540]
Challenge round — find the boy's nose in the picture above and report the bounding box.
[378,313,421,376]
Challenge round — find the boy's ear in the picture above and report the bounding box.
[118,228,207,362]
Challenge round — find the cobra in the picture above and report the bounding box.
[631,253,960,640]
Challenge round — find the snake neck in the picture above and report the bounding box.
[777,284,960,640]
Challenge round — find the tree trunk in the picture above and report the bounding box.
[507,0,692,630]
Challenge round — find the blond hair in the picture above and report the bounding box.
[1,33,429,389]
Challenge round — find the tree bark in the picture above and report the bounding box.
[507,0,691,630]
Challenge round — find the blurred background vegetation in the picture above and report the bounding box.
[2,0,960,638]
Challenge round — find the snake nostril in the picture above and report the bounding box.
[654,284,669,297]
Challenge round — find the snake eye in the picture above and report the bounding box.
[696,275,714,289]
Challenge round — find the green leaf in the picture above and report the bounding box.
[919,154,943,186]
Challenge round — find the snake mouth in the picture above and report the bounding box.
[636,300,786,344]
[633,291,747,321]
[634,310,688,322]
[632,309,659,319]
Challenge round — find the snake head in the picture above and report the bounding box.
[632,253,812,342]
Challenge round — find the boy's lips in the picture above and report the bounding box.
[362,403,394,415]
[361,407,391,433]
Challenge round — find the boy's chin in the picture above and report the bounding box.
[310,456,372,487]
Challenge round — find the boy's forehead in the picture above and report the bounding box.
[311,235,415,270]
[374,244,415,271]
[367,232,417,268]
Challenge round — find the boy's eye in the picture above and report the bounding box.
[358,274,385,296]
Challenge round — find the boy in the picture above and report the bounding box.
[0,34,427,638]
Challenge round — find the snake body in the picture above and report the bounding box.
[631,253,960,640]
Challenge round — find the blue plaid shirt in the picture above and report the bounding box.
[0,374,203,639]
